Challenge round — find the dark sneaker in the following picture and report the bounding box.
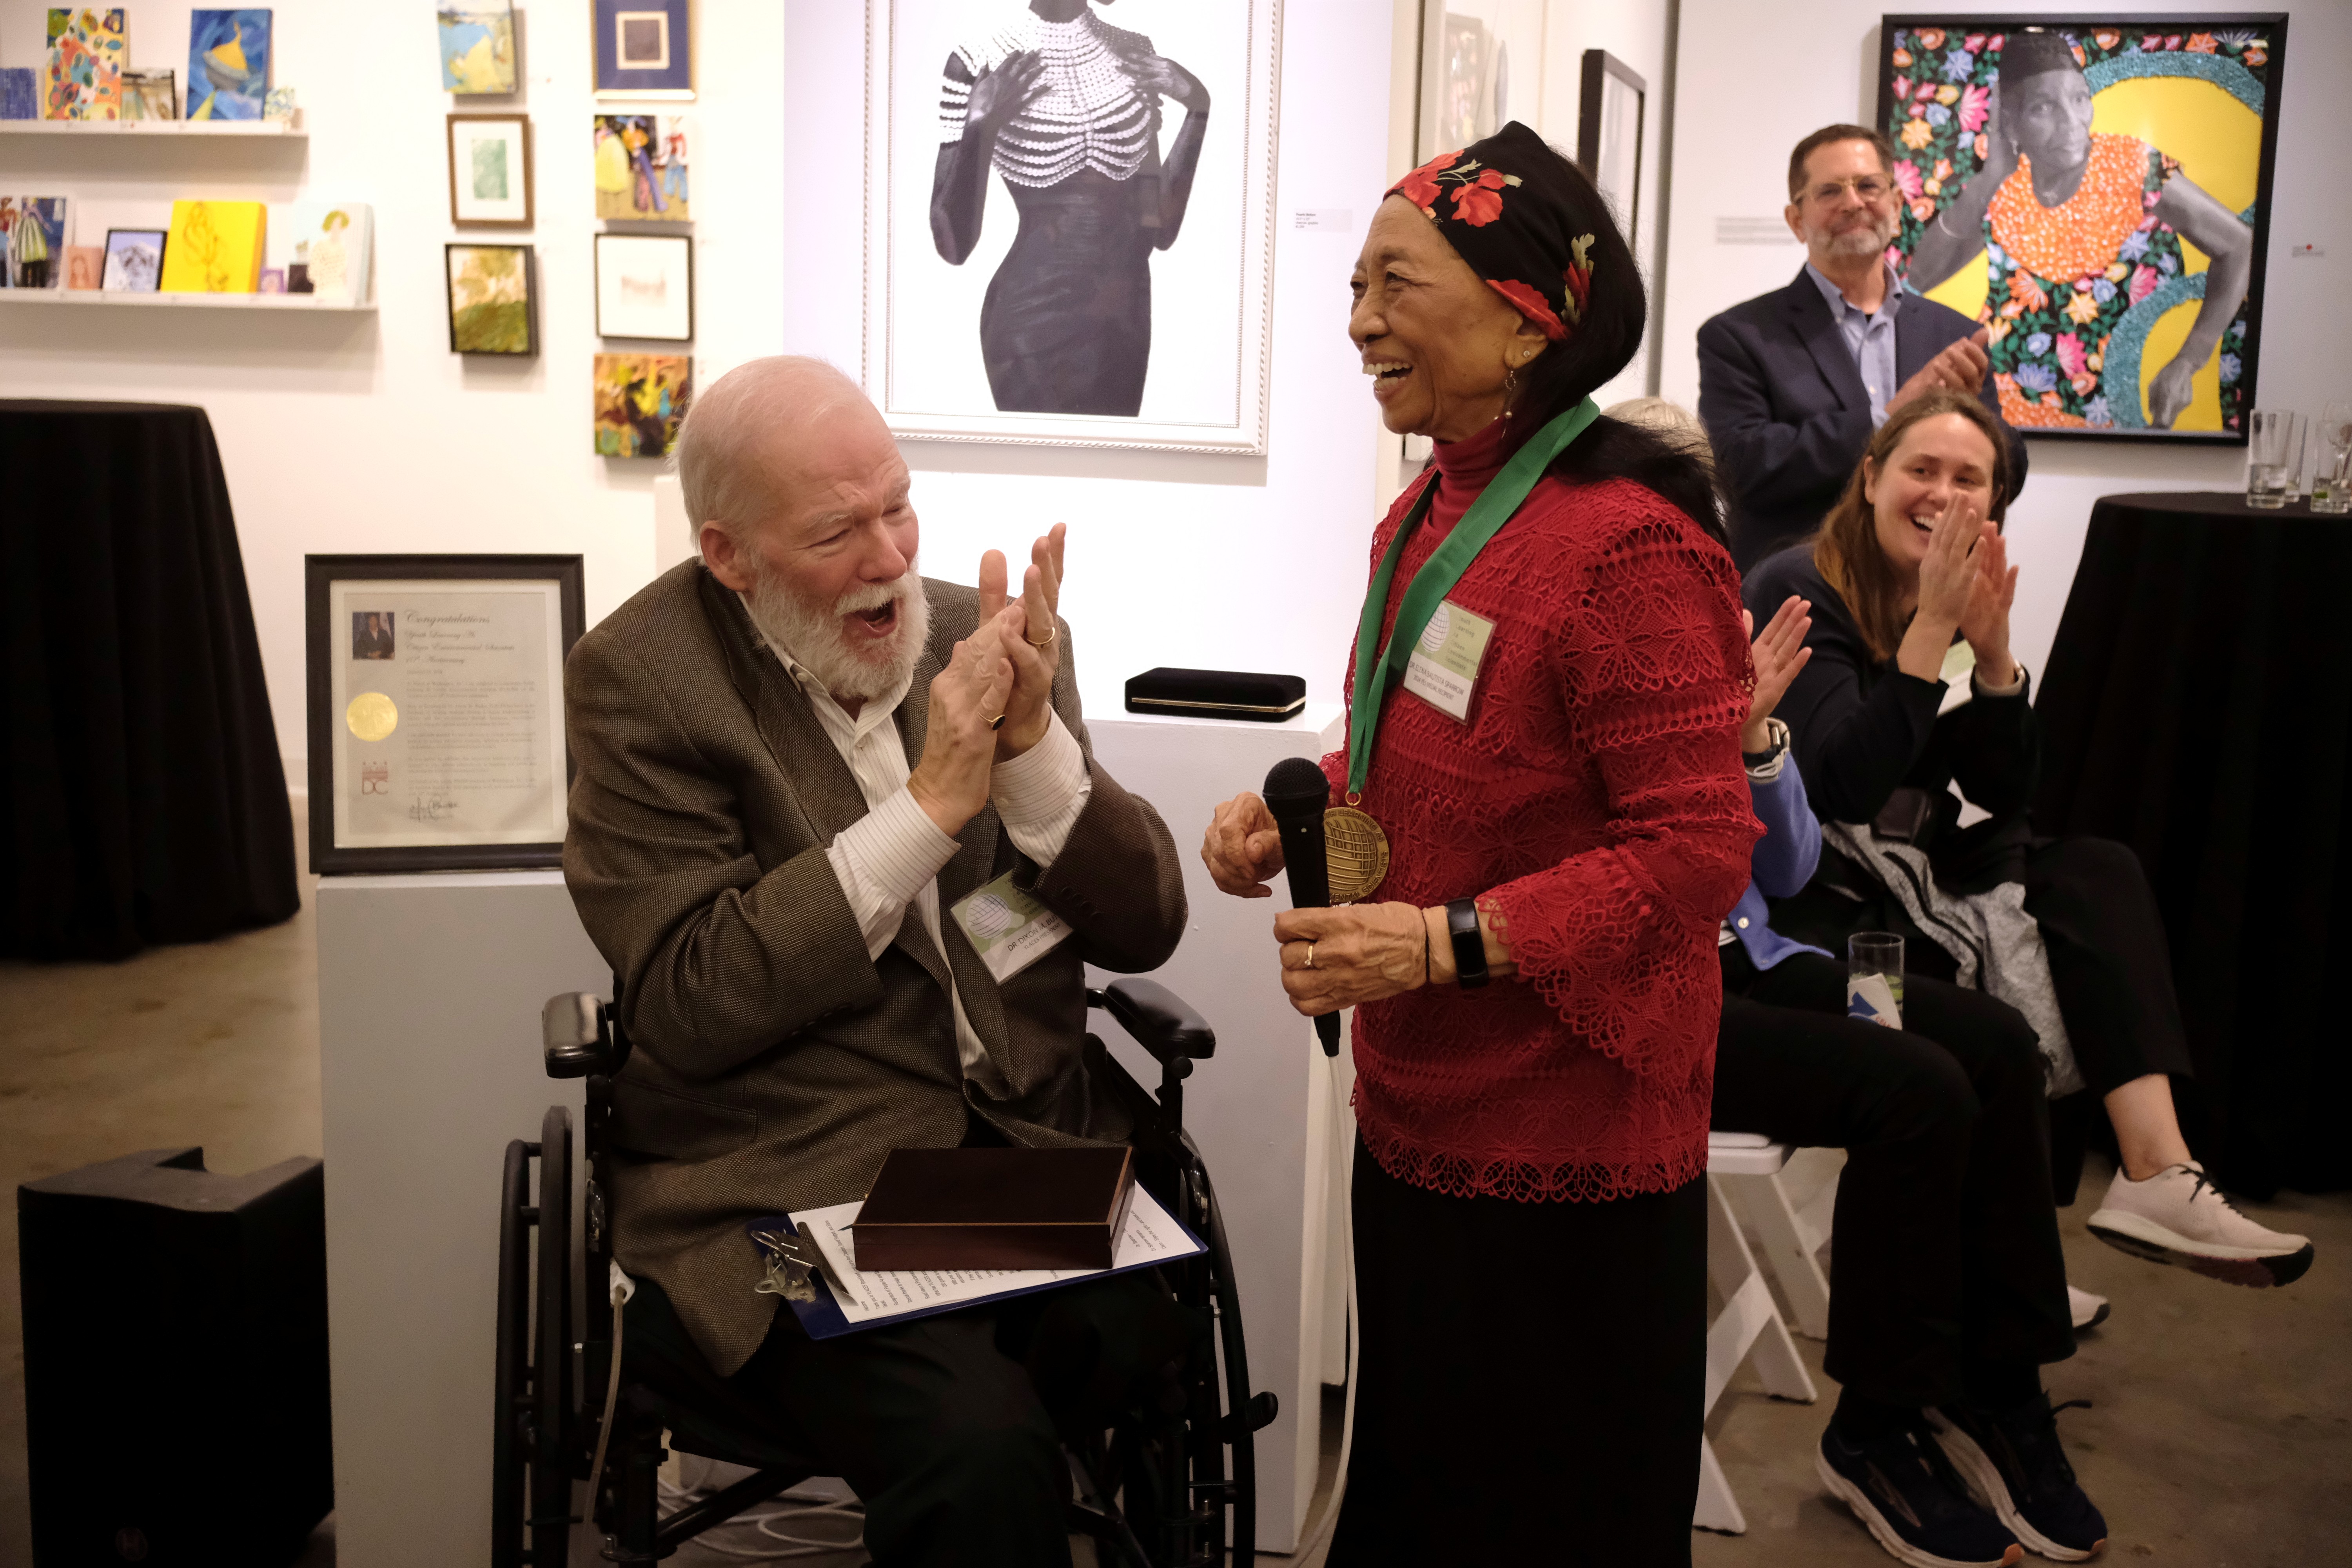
[1817,1419,2024,1567]
[1929,1396,2109,1561]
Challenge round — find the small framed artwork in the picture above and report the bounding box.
[594,0,692,99]
[439,0,517,94]
[305,554,585,875]
[448,113,533,227]
[594,352,693,457]
[101,227,166,292]
[593,113,694,221]
[446,243,537,355]
[1577,51,1647,243]
[594,232,692,341]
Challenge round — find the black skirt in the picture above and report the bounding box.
[1326,1141,1708,1566]
[981,172,1154,417]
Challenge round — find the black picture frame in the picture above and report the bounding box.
[304,554,585,876]
[445,242,539,356]
[1874,15,2287,445]
[1577,50,1648,239]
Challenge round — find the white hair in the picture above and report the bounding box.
[670,355,867,554]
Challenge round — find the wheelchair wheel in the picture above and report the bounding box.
[532,1107,575,1568]
[492,1140,531,1568]
[491,1111,579,1568]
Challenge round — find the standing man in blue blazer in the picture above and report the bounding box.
[1698,123,2028,570]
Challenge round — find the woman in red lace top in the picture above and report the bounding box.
[1203,123,1757,1564]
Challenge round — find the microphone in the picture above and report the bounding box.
[1262,757,1342,1056]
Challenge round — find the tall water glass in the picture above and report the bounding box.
[1848,933,1904,1029]
[2312,401,2352,515]
[2246,410,2301,509]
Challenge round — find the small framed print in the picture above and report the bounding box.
[305,555,585,875]
[594,232,693,341]
[102,227,167,292]
[594,0,692,98]
[447,243,538,355]
[448,113,534,227]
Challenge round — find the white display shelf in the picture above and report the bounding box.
[0,117,302,137]
[0,289,370,311]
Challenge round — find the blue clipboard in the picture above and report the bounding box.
[746,1199,1206,1342]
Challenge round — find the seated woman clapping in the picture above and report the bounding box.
[1722,593,2097,1567]
[1743,389,2313,1292]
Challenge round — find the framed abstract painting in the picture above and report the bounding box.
[1877,15,2286,442]
[594,0,692,98]
[446,243,537,355]
[860,0,1282,453]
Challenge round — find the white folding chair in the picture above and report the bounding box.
[1696,1133,1820,1535]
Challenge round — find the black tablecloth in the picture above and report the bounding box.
[1,401,298,959]
[2034,491,2349,1197]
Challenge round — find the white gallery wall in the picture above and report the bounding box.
[0,0,1403,773]
[1658,0,2352,677]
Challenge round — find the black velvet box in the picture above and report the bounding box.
[1123,667,1307,722]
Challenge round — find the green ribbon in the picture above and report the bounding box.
[1345,397,1600,799]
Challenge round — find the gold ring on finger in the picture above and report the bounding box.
[987,713,1006,731]
[1305,942,1316,970]
[1025,624,1057,648]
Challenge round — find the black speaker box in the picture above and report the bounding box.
[18,1148,333,1566]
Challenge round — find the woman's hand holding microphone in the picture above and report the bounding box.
[1201,789,1514,1020]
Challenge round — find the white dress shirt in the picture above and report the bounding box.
[750,606,1092,1088]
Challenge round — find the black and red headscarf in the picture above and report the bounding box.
[1388,120,1596,343]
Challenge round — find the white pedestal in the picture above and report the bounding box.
[1085,704,1352,1552]
[316,872,606,1568]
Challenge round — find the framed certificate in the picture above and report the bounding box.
[305,555,585,875]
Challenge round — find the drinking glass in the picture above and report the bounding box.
[1848,933,1904,1029]
[2246,410,2302,509]
[2311,401,2352,515]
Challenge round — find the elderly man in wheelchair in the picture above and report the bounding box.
[498,358,1270,1568]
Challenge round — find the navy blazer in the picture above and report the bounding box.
[1696,267,2027,571]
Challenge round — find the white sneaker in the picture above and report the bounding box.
[2066,1284,2109,1332]
[2087,1162,2314,1287]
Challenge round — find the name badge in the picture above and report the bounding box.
[949,870,1074,983]
[1401,597,1496,722]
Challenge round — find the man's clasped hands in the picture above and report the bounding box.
[905,523,1070,838]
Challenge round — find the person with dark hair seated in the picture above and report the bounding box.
[1743,389,2314,1307]
[1202,123,1756,1565]
[1697,123,2027,570]
[1721,592,2098,1567]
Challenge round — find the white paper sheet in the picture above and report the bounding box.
[792,1184,1200,1327]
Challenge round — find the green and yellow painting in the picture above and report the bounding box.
[447,243,533,354]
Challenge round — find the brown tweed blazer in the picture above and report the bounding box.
[562,563,1187,1374]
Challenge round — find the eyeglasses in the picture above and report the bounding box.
[1806,176,1893,206]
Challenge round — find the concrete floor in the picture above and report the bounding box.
[2,800,2346,1566]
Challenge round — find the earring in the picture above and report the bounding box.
[1502,363,1521,416]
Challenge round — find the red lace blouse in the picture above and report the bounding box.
[1323,417,1759,1203]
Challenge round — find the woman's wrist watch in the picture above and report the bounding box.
[1446,899,1490,990]
[1742,716,1790,770]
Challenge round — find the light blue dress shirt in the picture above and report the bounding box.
[1805,262,1906,427]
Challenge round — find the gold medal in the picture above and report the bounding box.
[1323,803,1391,904]
[346,691,398,742]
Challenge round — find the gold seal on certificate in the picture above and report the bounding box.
[1323,804,1390,904]
[345,691,399,742]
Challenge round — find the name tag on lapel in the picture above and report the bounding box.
[1402,597,1496,722]
[949,870,1074,983]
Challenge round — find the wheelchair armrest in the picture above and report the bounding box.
[542,993,621,1079]
[1097,978,1216,1065]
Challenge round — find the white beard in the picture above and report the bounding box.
[742,559,931,704]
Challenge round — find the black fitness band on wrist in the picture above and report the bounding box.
[1446,898,1489,990]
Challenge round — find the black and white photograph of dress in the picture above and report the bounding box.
[932,2,1210,416]
[865,0,1279,452]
